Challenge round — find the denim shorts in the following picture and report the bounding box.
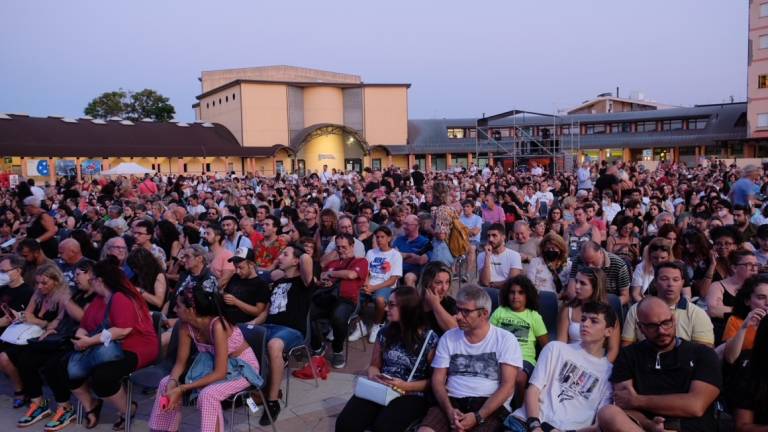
[263,324,304,351]
[360,287,393,303]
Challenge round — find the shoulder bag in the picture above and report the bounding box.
[0,322,43,345]
[67,295,125,381]
[354,330,433,406]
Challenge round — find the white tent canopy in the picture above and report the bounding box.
[101,162,155,176]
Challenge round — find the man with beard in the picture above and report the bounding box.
[597,296,721,432]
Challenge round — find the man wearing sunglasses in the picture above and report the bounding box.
[598,296,721,432]
[622,262,714,348]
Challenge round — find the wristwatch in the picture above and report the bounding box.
[473,411,485,425]
[527,417,542,431]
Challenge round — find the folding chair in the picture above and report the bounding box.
[124,311,166,432]
[345,301,366,364]
[283,311,318,406]
[537,291,559,340]
[229,324,277,432]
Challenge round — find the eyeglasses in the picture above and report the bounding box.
[385,301,397,309]
[738,262,759,270]
[638,318,674,332]
[456,307,484,317]
[108,246,127,251]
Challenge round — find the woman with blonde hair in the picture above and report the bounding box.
[526,233,571,295]
[0,264,70,415]
[557,267,620,361]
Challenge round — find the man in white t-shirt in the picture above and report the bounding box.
[418,284,522,432]
[478,223,522,289]
[506,301,616,432]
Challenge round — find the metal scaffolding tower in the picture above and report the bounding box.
[475,110,581,173]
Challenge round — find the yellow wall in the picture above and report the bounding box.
[198,85,243,144]
[303,87,344,126]
[391,155,409,170]
[241,83,289,147]
[363,87,408,146]
[298,133,344,172]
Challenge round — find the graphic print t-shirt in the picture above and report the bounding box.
[512,341,612,430]
[266,276,311,334]
[490,307,548,365]
[366,248,403,289]
[432,325,523,398]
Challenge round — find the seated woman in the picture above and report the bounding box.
[490,275,548,405]
[557,267,620,362]
[12,259,97,429]
[69,257,158,430]
[417,261,457,336]
[733,318,768,430]
[148,286,261,432]
[335,286,438,432]
[127,247,167,312]
[630,238,674,303]
[0,263,69,412]
[723,273,768,365]
[706,249,759,344]
[525,233,570,296]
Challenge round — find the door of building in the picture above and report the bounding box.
[345,158,362,173]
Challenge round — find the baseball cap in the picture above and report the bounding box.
[228,247,255,264]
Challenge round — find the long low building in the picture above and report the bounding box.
[0,66,754,179]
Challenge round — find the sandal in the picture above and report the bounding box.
[12,390,28,409]
[84,398,103,430]
[112,401,137,431]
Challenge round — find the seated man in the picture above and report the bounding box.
[260,244,313,426]
[418,284,522,432]
[623,261,714,347]
[597,297,721,432]
[223,247,270,324]
[393,214,429,287]
[506,301,616,432]
[311,233,368,368]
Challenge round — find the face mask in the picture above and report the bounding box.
[0,272,10,286]
[280,217,288,226]
[542,250,560,262]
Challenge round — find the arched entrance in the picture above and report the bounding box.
[291,124,369,174]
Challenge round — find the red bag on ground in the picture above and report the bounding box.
[292,356,329,380]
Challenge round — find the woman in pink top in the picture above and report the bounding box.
[481,192,506,225]
[204,224,236,287]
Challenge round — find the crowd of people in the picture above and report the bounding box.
[0,157,764,431]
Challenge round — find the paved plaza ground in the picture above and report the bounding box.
[0,339,373,432]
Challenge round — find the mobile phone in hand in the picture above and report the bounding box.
[379,373,394,380]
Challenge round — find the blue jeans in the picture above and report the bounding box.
[262,324,304,351]
[359,287,393,303]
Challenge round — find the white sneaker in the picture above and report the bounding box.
[348,322,368,342]
[326,329,334,342]
[368,323,383,344]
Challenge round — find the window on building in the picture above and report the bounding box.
[585,124,606,134]
[688,119,708,129]
[183,163,188,173]
[762,3,768,17]
[372,159,382,170]
[758,113,768,128]
[205,163,212,172]
[232,93,236,100]
[760,75,768,89]
[636,121,658,132]
[561,125,572,135]
[761,35,768,49]
[610,123,631,133]
[468,128,477,138]
[206,103,210,109]
[662,120,683,131]
[225,96,229,102]
[447,128,465,139]
[212,101,215,107]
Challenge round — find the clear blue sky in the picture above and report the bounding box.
[0,0,747,121]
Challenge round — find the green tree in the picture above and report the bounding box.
[84,90,127,119]
[125,89,175,122]
[83,88,176,122]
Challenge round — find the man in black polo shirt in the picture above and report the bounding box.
[597,297,721,432]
